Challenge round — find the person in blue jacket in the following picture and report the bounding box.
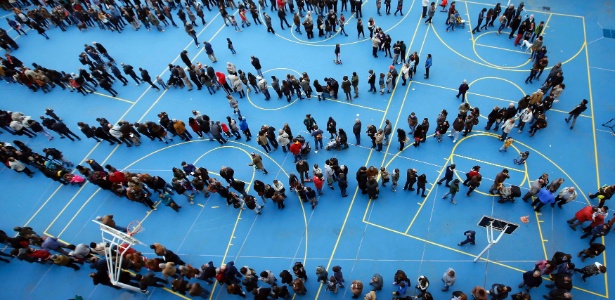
[532,188,555,212]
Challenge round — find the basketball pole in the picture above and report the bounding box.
[473,222,509,263]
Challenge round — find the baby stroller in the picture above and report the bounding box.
[498,185,522,203]
[295,135,311,158]
[325,137,341,151]
[454,13,466,29]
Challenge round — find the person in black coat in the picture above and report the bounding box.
[416,174,427,197]
[404,168,417,191]
[437,164,456,187]
[366,177,379,199]
[395,128,407,151]
[338,128,349,149]
[356,166,368,194]
[180,50,191,67]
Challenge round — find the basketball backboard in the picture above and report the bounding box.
[478,215,519,235]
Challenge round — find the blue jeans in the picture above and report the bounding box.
[314,138,323,150]
[354,133,360,145]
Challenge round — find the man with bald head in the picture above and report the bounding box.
[554,187,577,208]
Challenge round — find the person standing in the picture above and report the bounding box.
[565,99,588,129]
[251,56,263,77]
[421,0,429,17]
[352,118,362,145]
[204,42,217,63]
[263,12,275,34]
[456,80,469,102]
[8,157,34,177]
[424,54,432,79]
[554,187,577,208]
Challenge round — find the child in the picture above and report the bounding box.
[226,38,236,54]
[230,16,242,32]
[499,137,513,152]
[220,122,232,137]
[313,163,323,177]
[379,73,385,95]
[391,168,400,192]
[156,76,168,89]
[326,276,338,293]
[306,186,318,209]
[64,173,85,186]
[334,44,342,64]
[514,151,530,165]
[332,265,345,288]
[316,266,328,283]
[159,192,181,212]
[386,72,393,93]
[380,167,390,187]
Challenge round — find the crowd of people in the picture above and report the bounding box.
[0,0,611,299]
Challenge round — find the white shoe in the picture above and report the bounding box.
[452,140,457,143]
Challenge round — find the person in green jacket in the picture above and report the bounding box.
[442,179,460,204]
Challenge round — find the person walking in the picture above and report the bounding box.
[472,8,487,34]
[458,230,475,246]
[565,99,588,129]
[248,153,269,175]
[441,179,460,204]
[139,68,161,91]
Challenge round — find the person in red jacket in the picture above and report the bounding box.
[108,171,127,185]
[289,140,302,162]
[313,174,325,196]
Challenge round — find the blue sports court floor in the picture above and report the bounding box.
[1,0,615,299]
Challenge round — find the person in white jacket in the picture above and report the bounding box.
[500,118,515,140]
[516,108,533,133]
[400,63,411,85]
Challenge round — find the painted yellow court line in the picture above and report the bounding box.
[44,145,119,236]
[403,157,452,234]
[24,17,220,230]
[430,14,584,72]
[380,22,431,167]
[317,11,426,299]
[582,15,608,297]
[366,220,607,297]
[453,154,525,173]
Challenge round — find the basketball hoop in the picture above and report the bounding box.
[126,220,142,237]
[92,219,147,294]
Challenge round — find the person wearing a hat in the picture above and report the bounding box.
[248,152,268,175]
